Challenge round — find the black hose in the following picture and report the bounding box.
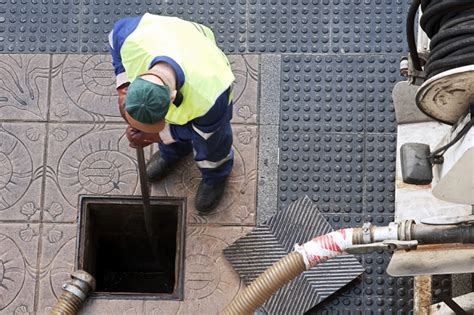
[407,0,474,78]
[407,0,423,71]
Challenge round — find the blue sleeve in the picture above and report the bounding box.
[109,16,143,76]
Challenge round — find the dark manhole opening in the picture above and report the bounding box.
[76,196,186,300]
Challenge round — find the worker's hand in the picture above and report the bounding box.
[117,83,129,120]
[125,125,161,148]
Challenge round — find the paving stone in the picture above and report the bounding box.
[229,55,259,125]
[260,54,281,125]
[0,0,246,54]
[43,123,142,223]
[151,124,257,225]
[0,54,50,121]
[0,223,39,314]
[50,55,123,123]
[0,123,46,222]
[36,223,77,315]
[279,132,365,214]
[80,300,145,315]
[257,124,279,224]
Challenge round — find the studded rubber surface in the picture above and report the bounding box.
[1,0,408,54]
[278,33,451,315]
[0,0,247,54]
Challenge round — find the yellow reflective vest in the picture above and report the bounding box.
[120,13,235,125]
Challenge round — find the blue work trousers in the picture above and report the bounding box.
[159,88,234,185]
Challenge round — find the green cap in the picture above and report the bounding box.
[125,77,171,124]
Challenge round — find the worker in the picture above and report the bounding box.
[109,13,235,214]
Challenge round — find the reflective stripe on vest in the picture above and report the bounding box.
[120,13,235,125]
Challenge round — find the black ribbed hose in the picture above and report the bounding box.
[407,0,474,78]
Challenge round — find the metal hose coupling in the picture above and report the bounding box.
[221,229,354,315]
[50,270,96,315]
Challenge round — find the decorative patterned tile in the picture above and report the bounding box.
[49,54,258,125]
[50,55,123,123]
[36,223,77,315]
[0,123,46,221]
[151,124,257,225]
[80,300,145,315]
[229,55,259,125]
[0,223,39,314]
[43,123,142,223]
[0,54,50,121]
[145,226,251,314]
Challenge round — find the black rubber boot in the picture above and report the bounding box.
[195,179,227,214]
[146,151,177,182]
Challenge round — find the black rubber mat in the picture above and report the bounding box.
[279,50,451,315]
[1,0,409,54]
[248,0,410,54]
[0,0,247,54]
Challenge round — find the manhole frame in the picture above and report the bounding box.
[75,194,187,300]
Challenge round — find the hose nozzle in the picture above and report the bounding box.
[50,270,95,315]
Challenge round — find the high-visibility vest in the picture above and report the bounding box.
[120,13,235,125]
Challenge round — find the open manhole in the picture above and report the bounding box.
[76,195,186,300]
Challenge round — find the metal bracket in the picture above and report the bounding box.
[345,240,418,255]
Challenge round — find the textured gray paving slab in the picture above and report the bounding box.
[224,196,365,314]
[151,124,257,225]
[260,54,281,125]
[0,0,247,54]
[43,123,141,223]
[0,54,50,121]
[36,223,77,315]
[256,124,279,224]
[0,223,39,314]
[50,55,123,123]
[0,123,46,222]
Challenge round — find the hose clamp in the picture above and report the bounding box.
[361,222,373,244]
[62,283,87,301]
[398,220,415,241]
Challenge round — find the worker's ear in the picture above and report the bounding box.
[170,89,177,103]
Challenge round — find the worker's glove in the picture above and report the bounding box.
[117,83,130,120]
[125,125,161,148]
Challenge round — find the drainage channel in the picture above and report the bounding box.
[75,195,186,300]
